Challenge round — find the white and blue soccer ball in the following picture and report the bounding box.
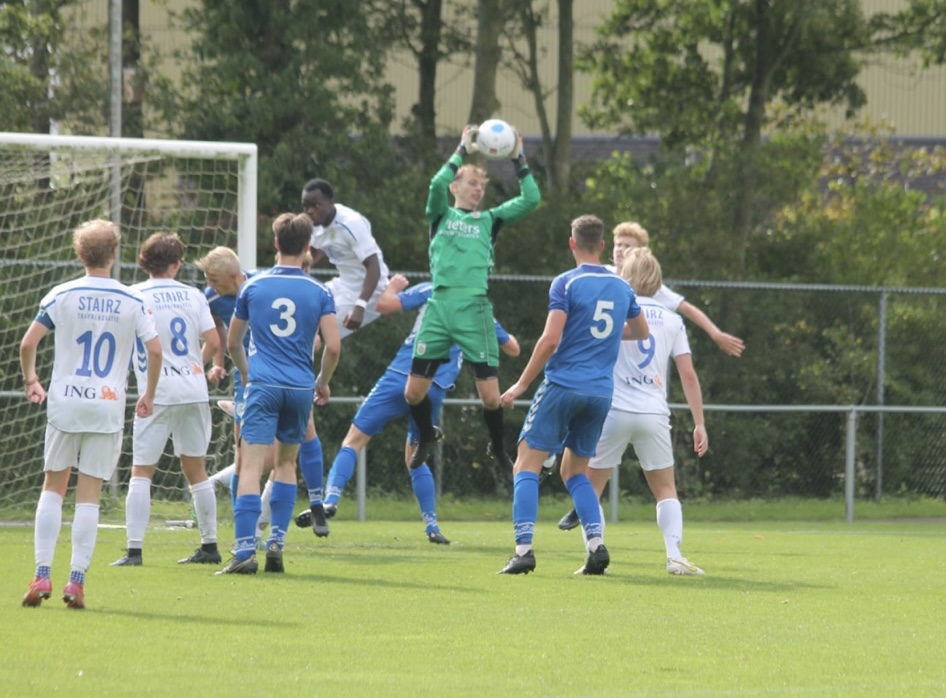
[476,118,518,159]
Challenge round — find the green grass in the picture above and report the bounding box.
[2,511,945,696]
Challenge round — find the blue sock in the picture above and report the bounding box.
[298,437,324,506]
[36,565,51,580]
[233,494,262,560]
[324,446,357,505]
[69,569,85,585]
[268,481,297,549]
[410,464,438,532]
[566,473,603,540]
[229,472,239,509]
[512,471,540,545]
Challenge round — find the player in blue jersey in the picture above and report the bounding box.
[196,248,278,542]
[497,214,649,576]
[296,274,520,544]
[216,213,341,575]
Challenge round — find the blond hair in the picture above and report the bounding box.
[612,221,650,247]
[621,247,662,297]
[196,246,241,277]
[453,164,489,184]
[73,219,120,269]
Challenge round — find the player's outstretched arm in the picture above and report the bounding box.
[227,317,250,385]
[376,273,410,315]
[622,314,650,341]
[315,315,341,405]
[19,322,49,405]
[500,310,565,408]
[674,353,708,457]
[426,128,475,224]
[137,335,162,418]
[677,300,744,357]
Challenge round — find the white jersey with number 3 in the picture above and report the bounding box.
[610,297,691,415]
[132,278,216,406]
[37,276,157,434]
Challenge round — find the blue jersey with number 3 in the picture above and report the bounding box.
[234,266,335,388]
[543,263,640,397]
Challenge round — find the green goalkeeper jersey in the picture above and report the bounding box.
[425,153,540,294]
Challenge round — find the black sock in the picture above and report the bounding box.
[409,396,435,441]
[128,547,142,558]
[483,406,506,455]
[201,542,218,554]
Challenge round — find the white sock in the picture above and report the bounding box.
[515,544,532,556]
[70,503,100,573]
[125,476,152,549]
[190,479,217,544]
[209,463,236,488]
[258,479,274,528]
[34,490,64,568]
[656,498,683,559]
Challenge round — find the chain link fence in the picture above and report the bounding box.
[2,273,944,516]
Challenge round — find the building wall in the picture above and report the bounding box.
[71,0,946,138]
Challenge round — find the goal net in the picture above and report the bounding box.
[0,133,257,517]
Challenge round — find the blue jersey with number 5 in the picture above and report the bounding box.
[234,266,335,388]
[543,263,640,397]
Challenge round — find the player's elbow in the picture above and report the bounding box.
[502,339,521,358]
[375,296,401,315]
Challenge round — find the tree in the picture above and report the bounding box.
[580,0,872,276]
[0,0,96,133]
[468,0,510,124]
[153,1,398,216]
[503,0,574,193]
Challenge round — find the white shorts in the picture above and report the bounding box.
[44,425,122,480]
[328,278,385,340]
[589,410,674,472]
[133,402,212,464]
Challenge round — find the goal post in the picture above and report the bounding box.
[0,132,257,516]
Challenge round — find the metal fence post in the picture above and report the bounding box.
[875,290,887,500]
[845,408,857,523]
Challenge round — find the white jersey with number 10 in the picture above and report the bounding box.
[36,276,158,434]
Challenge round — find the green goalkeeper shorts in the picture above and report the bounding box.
[413,295,500,367]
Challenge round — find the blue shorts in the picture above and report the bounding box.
[240,383,313,445]
[518,379,611,457]
[353,370,446,445]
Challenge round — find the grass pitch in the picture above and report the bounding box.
[2,514,944,697]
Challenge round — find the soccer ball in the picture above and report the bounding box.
[476,119,518,159]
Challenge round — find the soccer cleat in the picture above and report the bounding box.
[486,441,515,472]
[217,400,235,417]
[539,453,556,481]
[62,581,85,609]
[323,503,337,519]
[667,557,705,576]
[264,542,284,573]
[215,555,259,575]
[178,547,222,565]
[498,550,536,575]
[294,509,311,528]
[309,504,330,538]
[427,530,450,545]
[557,508,580,531]
[581,544,610,576]
[110,552,143,566]
[409,426,443,469]
[22,577,52,607]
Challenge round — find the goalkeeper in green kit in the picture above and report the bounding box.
[405,124,540,470]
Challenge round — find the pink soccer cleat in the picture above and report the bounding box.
[62,581,85,609]
[22,577,52,607]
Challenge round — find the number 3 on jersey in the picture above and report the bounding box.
[590,300,615,339]
[270,298,297,337]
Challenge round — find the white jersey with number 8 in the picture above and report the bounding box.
[132,278,216,406]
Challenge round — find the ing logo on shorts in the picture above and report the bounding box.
[416,342,426,355]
